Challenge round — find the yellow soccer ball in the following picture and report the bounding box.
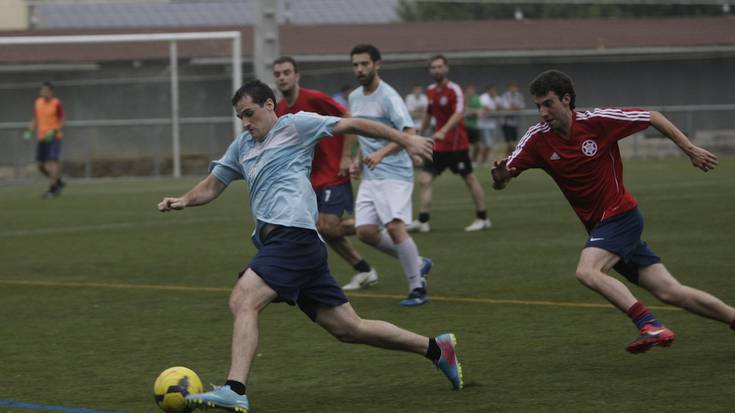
[153,366,203,413]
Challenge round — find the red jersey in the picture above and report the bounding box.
[275,88,349,189]
[426,81,469,152]
[507,108,650,231]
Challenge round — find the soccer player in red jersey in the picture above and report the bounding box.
[492,70,735,353]
[408,54,491,233]
[273,56,378,290]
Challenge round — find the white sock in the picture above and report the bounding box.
[395,237,423,291]
[374,229,398,258]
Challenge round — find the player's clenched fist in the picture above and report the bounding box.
[158,197,187,212]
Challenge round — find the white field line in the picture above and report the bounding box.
[0,216,238,237]
[0,180,726,237]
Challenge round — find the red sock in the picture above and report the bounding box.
[627,301,661,329]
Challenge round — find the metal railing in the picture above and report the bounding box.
[1,103,733,182]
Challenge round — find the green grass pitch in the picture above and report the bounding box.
[1,158,733,413]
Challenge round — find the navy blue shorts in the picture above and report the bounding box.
[585,207,661,284]
[36,140,62,162]
[245,226,348,321]
[315,180,354,217]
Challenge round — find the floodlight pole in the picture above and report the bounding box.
[170,41,181,178]
[254,0,279,88]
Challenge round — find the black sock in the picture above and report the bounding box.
[476,210,487,220]
[225,380,246,395]
[353,259,371,273]
[418,212,430,223]
[730,319,735,331]
[425,337,441,362]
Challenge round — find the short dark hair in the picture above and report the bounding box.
[42,81,54,89]
[273,56,298,73]
[430,54,448,65]
[231,79,276,107]
[529,70,576,109]
[350,44,381,62]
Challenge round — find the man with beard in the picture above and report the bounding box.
[348,44,433,307]
[492,69,735,353]
[272,56,378,291]
[407,55,491,233]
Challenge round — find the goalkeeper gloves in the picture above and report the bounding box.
[43,129,58,142]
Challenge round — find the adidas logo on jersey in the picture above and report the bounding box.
[550,152,560,160]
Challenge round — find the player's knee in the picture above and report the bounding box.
[228,294,243,316]
[385,223,407,243]
[228,287,257,317]
[356,226,377,244]
[652,284,686,306]
[575,267,598,287]
[317,221,340,240]
[418,173,432,187]
[329,322,361,344]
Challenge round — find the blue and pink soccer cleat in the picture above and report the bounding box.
[434,333,463,390]
[185,384,250,413]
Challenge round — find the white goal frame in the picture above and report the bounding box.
[0,31,242,178]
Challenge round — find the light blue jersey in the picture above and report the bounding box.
[349,80,415,182]
[209,112,341,233]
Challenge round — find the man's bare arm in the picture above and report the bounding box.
[649,111,718,172]
[158,174,227,211]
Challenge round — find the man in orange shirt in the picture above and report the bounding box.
[28,81,65,198]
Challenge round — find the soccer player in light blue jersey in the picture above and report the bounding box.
[157,80,462,412]
[347,44,434,307]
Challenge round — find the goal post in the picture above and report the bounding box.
[0,31,242,178]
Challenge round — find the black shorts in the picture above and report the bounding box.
[36,140,62,162]
[422,150,474,177]
[502,125,518,143]
[466,127,481,145]
[245,226,348,321]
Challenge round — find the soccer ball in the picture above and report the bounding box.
[153,366,203,413]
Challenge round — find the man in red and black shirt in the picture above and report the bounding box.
[492,70,735,353]
[273,56,377,289]
[408,54,490,233]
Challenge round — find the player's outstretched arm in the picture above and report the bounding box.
[333,118,433,163]
[158,174,227,212]
[650,111,718,172]
[491,158,516,190]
